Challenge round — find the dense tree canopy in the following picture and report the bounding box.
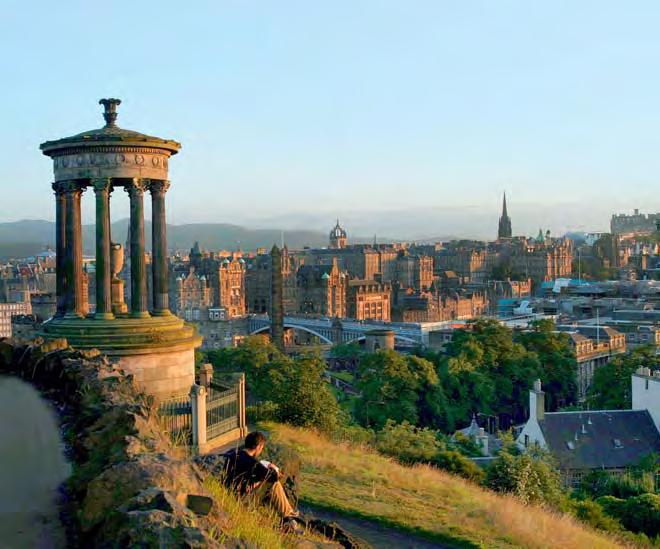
[354,350,450,430]
[415,319,577,429]
[587,346,660,410]
[205,336,341,432]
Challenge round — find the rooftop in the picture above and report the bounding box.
[40,98,180,156]
[540,410,660,470]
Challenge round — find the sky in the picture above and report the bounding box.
[1,1,659,240]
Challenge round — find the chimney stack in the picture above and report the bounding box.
[477,427,489,456]
[530,379,545,422]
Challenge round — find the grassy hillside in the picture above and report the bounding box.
[266,423,627,549]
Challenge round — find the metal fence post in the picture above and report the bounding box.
[238,373,247,437]
[190,384,207,453]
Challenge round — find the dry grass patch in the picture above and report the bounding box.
[266,422,628,549]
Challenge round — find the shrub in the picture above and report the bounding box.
[433,450,485,483]
[621,493,660,537]
[596,495,626,519]
[246,401,279,423]
[582,470,656,499]
[485,450,563,506]
[375,420,441,464]
[451,431,483,458]
[569,499,622,532]
[331,423,375,446]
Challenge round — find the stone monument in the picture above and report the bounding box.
[39,99,201,400]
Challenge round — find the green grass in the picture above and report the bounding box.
[327,371,355,384]
[266,422,630,549]
[204,476,297,548]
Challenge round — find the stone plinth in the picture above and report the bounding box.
[40,315,201,400]
[364,329,395,352]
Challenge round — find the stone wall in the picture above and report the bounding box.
[0,339,224,548]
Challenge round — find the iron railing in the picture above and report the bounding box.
[206,382,239,440]
[158,393,193,441]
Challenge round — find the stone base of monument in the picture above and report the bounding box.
[39,315,201,401]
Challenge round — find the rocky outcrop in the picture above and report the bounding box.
[0,339,224,548]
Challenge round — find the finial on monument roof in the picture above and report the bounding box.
[99,98,121,127]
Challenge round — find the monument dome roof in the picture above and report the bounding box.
[40,99,181,157]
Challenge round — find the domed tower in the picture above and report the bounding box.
[39,99,201,400]
[329,219,347,249]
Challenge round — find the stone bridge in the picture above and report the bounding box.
[248,315,454,347]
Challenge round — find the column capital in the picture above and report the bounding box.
[52,181,66,194]
[53,180,84,194]
[91,177,113,194]
[149,180,170,195]
[59,181,85,195]
[125,178,149,196]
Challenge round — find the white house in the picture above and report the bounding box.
[516,370,660,487]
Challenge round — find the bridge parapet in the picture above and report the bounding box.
[246,314,451,346]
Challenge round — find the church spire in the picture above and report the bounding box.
[498,191,512,239]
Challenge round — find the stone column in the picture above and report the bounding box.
[62,182,85,318]
[92,178,114,319]
[150,180,170,315]
[199,363,213,388]
[125,179,149,318]
[52,182,67,317]
[270,244,284,351]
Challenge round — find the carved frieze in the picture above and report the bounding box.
[52,150,169,180]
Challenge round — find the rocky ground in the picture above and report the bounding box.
[0,339,368,548]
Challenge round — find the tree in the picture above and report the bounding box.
[515,320,578,410]
[264,351,342,433]
[375,420,441,463]
[587,347,660,410]
[206,338,342,433]
[433,450,485,483]
[330,342,364,360]
[205,335,279,397]
[354,350,449,430]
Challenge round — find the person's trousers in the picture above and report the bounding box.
[251,480,294,517]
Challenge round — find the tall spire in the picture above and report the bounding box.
[497,191,512,240]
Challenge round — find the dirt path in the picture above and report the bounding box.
[0,377,70,548]
[303,506,452,549]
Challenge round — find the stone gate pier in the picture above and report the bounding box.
[39,99,201,400]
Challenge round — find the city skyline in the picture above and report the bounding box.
[1,1,659,237]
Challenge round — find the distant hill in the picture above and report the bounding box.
[0,219,329,258]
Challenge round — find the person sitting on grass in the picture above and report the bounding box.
[222,431,302,532]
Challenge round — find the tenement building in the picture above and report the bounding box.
[392,288,486,323]
[295,260,347,317]
[347,279,391,321]
[39,99,200,400]
[245,246,297,314]
[173,268,212,321]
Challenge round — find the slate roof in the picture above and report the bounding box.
[540,410,660,470]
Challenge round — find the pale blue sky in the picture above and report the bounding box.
[1,1,658,238]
